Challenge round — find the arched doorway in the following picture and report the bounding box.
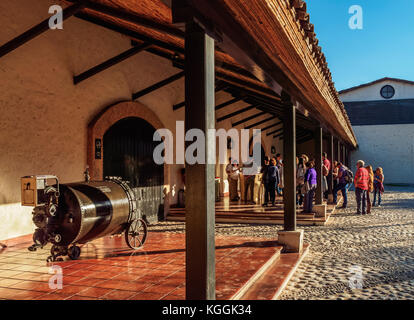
[103,117,164,222]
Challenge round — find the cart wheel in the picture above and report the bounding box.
[125,219,147,250]
[68,245,81,260]
[50,245,60,257]
[48,245,67,262]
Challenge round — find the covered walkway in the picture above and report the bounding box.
[0,0,357,300]
[0,232,307,300]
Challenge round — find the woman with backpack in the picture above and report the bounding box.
[303,161,317,213]
[365,165,374,214]
[333,162,350,209]
[373,167,385,207]
[296,156,306,206]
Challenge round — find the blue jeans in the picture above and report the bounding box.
[333,182,348,207]
[267,181,277,204]
[355,187,367,214]
[373,187,382,206]
[263,182,269,204]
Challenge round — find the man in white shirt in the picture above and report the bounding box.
[226,157,240,201]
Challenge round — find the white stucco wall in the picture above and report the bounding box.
[350,124,414,185]
[340,79,414,102]
[0,0,284,240]
[0,0,187,240]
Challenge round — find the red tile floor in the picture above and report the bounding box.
[0,232,282,300]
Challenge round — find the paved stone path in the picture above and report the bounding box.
[150,186,414,299]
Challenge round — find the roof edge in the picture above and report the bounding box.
[339,77,414,94]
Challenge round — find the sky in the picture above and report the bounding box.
[306,0,414,91]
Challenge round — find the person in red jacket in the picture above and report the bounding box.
[354,160,369,215]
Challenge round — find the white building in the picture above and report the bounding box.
[340,78,414,185]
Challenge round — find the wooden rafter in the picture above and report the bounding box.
[132,71,184,100]
[215,96,244,111]
[0,2,85,58]
[267,127,284,137]
[74,42,151,84]
[232,111,266,127]
[244,116,277,130]
[262,121,282,131]
[216,104,258,123]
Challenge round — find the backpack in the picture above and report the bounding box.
[343,166,354,184]
[296,165,305,184]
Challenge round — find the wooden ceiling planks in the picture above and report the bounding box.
[216,0,356,146]
[65,0,356,147]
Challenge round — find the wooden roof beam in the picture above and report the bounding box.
[261,121,283,131]
[132,71,184,100]
[0,2,85,58]
[215,96,244,111]
[69,0,185,38]
[216,104,258,123]
[232,111,267,127]
[75,12,185,54]
[244,116,277,130]
[273,132,284,139]
[267,127,284,137]
[74,42,151,84]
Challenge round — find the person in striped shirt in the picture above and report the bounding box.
[354,160,369,215]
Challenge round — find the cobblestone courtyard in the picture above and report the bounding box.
[151,186,414,300]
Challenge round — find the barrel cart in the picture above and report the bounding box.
[21,175,148,262]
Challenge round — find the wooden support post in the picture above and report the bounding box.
[0,2,85,58]
[74,42,150,84]
[328,134,334,195]
[278,96,303,253]
[282,95,296,231]
[314,126,323,205]
[346,147,351,167]
[132,71,185,100]
[173,81,228,111]
[184,20,216,300]
[342,145,346,165]
[336,139,341,164]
